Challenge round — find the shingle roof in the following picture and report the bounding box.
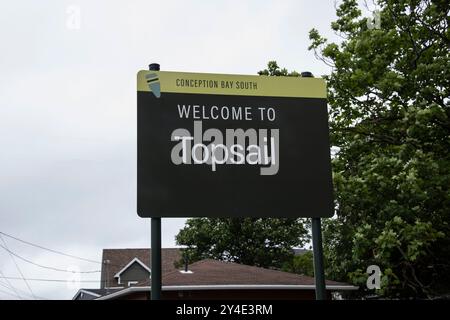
[162,259,348,286]
[76,249,357,299]
[72,288,123,300]
[99,249,351,288]
[100,248,181,288]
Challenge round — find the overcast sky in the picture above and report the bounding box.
[0,0,375,300]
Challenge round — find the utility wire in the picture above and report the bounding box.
[0,243,100,274]
[0,276,21,299]
[0,276,103,283]
[0,281,25,300]
[0,270,22,300]
[1,276,148,286]
[0,231,101,264]
[0,281,48,300]
[0,287,23,300]
[0,231,123,268]
[0,234,36,299]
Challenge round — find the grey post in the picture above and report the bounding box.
[149,63,162,300]
[151,217,161,300]
[312,217,326,300]
[302,71,327,300]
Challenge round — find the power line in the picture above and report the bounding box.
[0,287,23,300]
[0,231,124,269]
[0,276,21,299]
[0,270,22,300]
[0,282,48,300]
[0,281,24,300]
[1,276,148,287]
[0,243,100,274]
[0,231,101,265]
[0,276,102,283]
[0,234,36,299]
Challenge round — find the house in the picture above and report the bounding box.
[72,248,357,300]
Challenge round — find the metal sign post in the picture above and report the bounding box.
[151,217,161,300]
[312,217,326,300]
[149,63,162,301]
[301,71,327,300]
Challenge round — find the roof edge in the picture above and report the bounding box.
[72,289,102,300]
[96,284,359,300]
[113,257,151,278]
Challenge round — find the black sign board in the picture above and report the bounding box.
[137,71,332,218]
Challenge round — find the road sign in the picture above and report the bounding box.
[137,70,332,218]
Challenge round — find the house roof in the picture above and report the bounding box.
[119,258,354,288]
[163,259,349,287]
[94,259,357,300]
[100,248,181,288]
[72,288,123,300]
[96,282,358,300]
[77,248,357,300]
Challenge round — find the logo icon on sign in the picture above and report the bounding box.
[145,73,161,98]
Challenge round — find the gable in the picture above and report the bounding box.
[119,261,150,284]
[113,258,151,286]
[100,248,181,289]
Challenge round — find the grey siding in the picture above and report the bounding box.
[118,262,150,286]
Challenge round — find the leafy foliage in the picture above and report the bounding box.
[175,0,450,298]
[258,61,301,77]
[309,0,450,298]
[176,217,308,269]
[282,251,315,277]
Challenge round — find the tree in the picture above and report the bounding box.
[258,61,301,77]
[282,251,315,277]
[309,0,450,298]
[176,217,309,269]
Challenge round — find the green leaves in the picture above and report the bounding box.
[282,251,314,277]
[257,61,300,77]
[175,0,450,297]
[309,0,450,298]
[176,217,309,269]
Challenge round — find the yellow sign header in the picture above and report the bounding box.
[137,70,326,98]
